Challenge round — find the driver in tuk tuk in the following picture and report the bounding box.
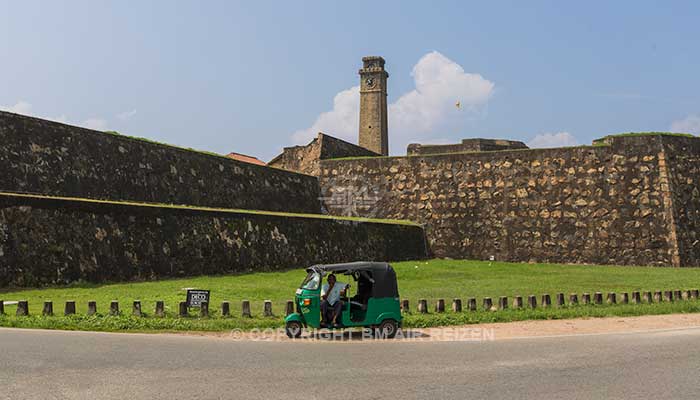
[321,274,347,328]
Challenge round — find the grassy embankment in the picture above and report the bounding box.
[1,259,700,332]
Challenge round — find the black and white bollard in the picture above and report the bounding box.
[528,295,537,309]
[435,299,445,313]
[452,299,462,312]
[483,297,493,311]
[64,301,76,316]
[498,296,508,310]
[110,301,119,316]
[513,296,523,309]
[200,301,209,318]
[241,300,251,317]
[556,293,565,307]
[132,300,142,317]
[263,300,273,317]
[582,293,591,305]
[285,300,294,316]
[179,301,188,317]
[569,293,579,306]
[155,301,165,318]
[467,298,477,312]
[541,294,551,308]
[594,292,603,305]
[16,300,29,316]
[222,301,231,317]
[607,293,617,305]
[87,301,97,316]
[418,299,428,314]
[42,301,54,316]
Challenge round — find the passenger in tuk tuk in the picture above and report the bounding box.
[320,274,347,328]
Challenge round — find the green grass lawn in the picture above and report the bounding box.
[1,259,700,332]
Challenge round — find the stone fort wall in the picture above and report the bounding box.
[0,111,320,213]
[319,135,700,267]
[0,192,426,287]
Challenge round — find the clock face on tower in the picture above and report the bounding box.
[365,77,374,87]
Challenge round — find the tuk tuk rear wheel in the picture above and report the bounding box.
[285,321,303,338]
[375,319,398,339]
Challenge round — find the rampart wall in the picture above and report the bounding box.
[319,135,700,267]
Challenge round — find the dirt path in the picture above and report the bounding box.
[181,312,700,342]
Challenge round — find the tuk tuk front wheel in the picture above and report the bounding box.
[285,321,303,338]
[375,319,398,339]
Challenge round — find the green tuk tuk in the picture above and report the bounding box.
[284,262,402,338]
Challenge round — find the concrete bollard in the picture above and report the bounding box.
[16,300,29,316]
[631,292,641,304]
[222,301,231,317]
[241,300,251,317]
[674,290,682,301]
[110,301,119,316]
[132,300,142,317]
[418,299,428,314]
[42,301,54,316]
[178,301,188,317]
[498,296,508,310]
[528,295,537,309]
[200,301,209,317]
[452,298,462,312]
[467,298,477,311]
[435,299,445,313]
[513,296,523,309]
[541,294,551,308]
[401,299,410,313]
[654,291,662,303]
[155,301,165,318]
[87,301,97,316]
[692,289,699,300]
[643,291,652,303]
[263,300,273,317]
[607,293,617,305]
[483,297,493,311]
[594,292,603,305]
[0,299,4,315]
[285,300,294,316]
[556,293,565,307]
[64,301,76,316]
[569,293,579,306]
[664,291,673,302]
[682,290,691,301]
[620,293,629,305]
[582,293,591,305]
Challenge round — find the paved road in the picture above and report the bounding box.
[1,327,699,400]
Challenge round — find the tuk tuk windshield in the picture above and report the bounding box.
[300,271,321,290]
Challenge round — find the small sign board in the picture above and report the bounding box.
[186,289,210,308]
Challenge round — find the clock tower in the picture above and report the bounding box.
[358,56,389,156]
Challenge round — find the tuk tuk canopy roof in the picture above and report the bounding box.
[307,262,399,298]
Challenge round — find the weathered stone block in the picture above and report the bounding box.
[241,300,251,317]
[418,299,428,314]
[263,300,273,317]
[452,299,462,312]
[64,301,76,316]
[155,301,165,318]
[42,301,53,316]
[87,301,97,316]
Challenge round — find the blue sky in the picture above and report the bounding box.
[1,1,698,161]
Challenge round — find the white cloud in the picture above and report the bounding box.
[117,109,137,121]
[1,100,33,114]
[82,118,108,131]
[292,51,495,153]
[1,100,109,130]
[527,132,579,148]
[670,115,700,135]
[292,86,359,144]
